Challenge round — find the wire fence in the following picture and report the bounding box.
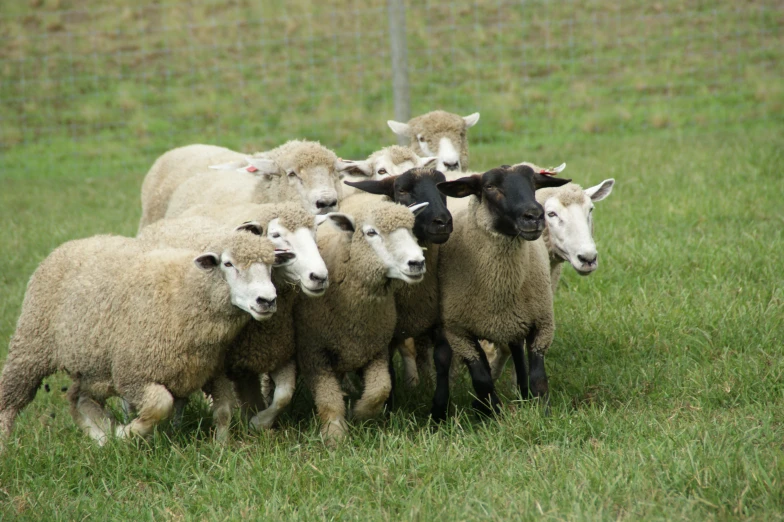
[1,0,781,175]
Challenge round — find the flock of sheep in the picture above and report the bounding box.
[0,110,615,447]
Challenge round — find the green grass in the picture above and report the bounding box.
[2,0,784,519]
[1,129,783,520]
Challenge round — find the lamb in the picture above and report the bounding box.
[486,178,616,381]
[339,145,437,198]
[144,204,346,430]
[294,196,428,443]
[0,229,293,447]
[343,168,453,398]
[387,110,480,173]
[432,164,571,421]
[139,141,356,229]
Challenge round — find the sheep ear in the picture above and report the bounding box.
[387,120,411,137]
[463,112,480,128]
[533,174,572,190]
[194,253,220,271]
[246,157,281,178]
[408,202,429,216]
[437,175,482,198]
[322,213,355,234]
[234,221,264,236]
[343,176,396,198]
[585,179,615,202]
[420,156,438,168]
[335,159,373,177]
[273,249,296,267]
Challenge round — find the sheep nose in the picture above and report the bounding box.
[256,297,277,309]
[408,260,425,272]
[443,161,459,171]
[316,199,338,210]
[309,272,327,284]
[522,209,543,221]
[578,253,597,265]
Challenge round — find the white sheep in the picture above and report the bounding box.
[433,164,571,421]
[0,229,293,447]
[387,110,480,173]
[294,196,428,443]
[338,145,437,198]
[139,141,356,229]
[147,203,348,430]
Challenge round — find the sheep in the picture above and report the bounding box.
[0,229,294,447]
[139,141,356,229]
[432,164,571,421]
[145,204,348,430]
[387,110,480,173]
[343,168,453,398]
[486,178,616,381]
[339,145,437,198]
[294,196,428,443]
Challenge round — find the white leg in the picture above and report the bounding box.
[250,361,296,431]
[115,384,173,440]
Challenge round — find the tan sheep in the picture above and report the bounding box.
[295,196,427,443]
[0,230,290,447]
[387,110,480,173]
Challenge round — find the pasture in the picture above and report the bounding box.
[1,0,783,520]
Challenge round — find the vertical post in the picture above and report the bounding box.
[388,0,410,145]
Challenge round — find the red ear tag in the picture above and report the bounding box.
[246,165,258,173]
[540,170,554,176]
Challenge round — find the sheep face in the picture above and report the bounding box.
[340,146,438,183]
[543,179,614,275]
[363,224,426,283]
[194,238,296,321]
[266,217,330,296]
[285,164,341,215]
[388,111,480,172]
[344,168,453,244]
[438,165,571,240]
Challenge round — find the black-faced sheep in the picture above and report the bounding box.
[433,165,570,421]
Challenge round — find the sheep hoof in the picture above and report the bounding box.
[321,418,348,445]
[403,375,419,388]
[248,410,275,432]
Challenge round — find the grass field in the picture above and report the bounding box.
[2,0,784,520]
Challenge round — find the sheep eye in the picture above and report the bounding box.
[224,261,233,268]
[377,168,387,176]
[547,212,557,218]
[366,229,378,237]
[287,170,298,178]
[485,185,496,191]
[271,232,281,238]
[589,207,594,213]
[418,136,426,142]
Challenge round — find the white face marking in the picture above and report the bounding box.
[543,196,598,274]
[363,225,425,283]
[436,137,460,172]
[220,254,278,320]
[289,165,340,215]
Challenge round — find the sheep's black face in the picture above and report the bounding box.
[437,165,571,240]
[343,168,453,244]
[394,169,452,244]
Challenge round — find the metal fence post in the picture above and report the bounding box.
[388,0,410,145]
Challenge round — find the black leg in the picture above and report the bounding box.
[467,339,501,417]
[508,340,530,399]
[527,349,550,416]
[430,328,452,423]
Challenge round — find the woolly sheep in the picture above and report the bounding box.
[0,230,292,447]
[339,145,437,198]
[387,110,480,173]
[294,196,428,443]
[139,141,356,229]
[343,168,453,397]
[486,178,616,381]
[152,203,348,430]
[432,165,571,421]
